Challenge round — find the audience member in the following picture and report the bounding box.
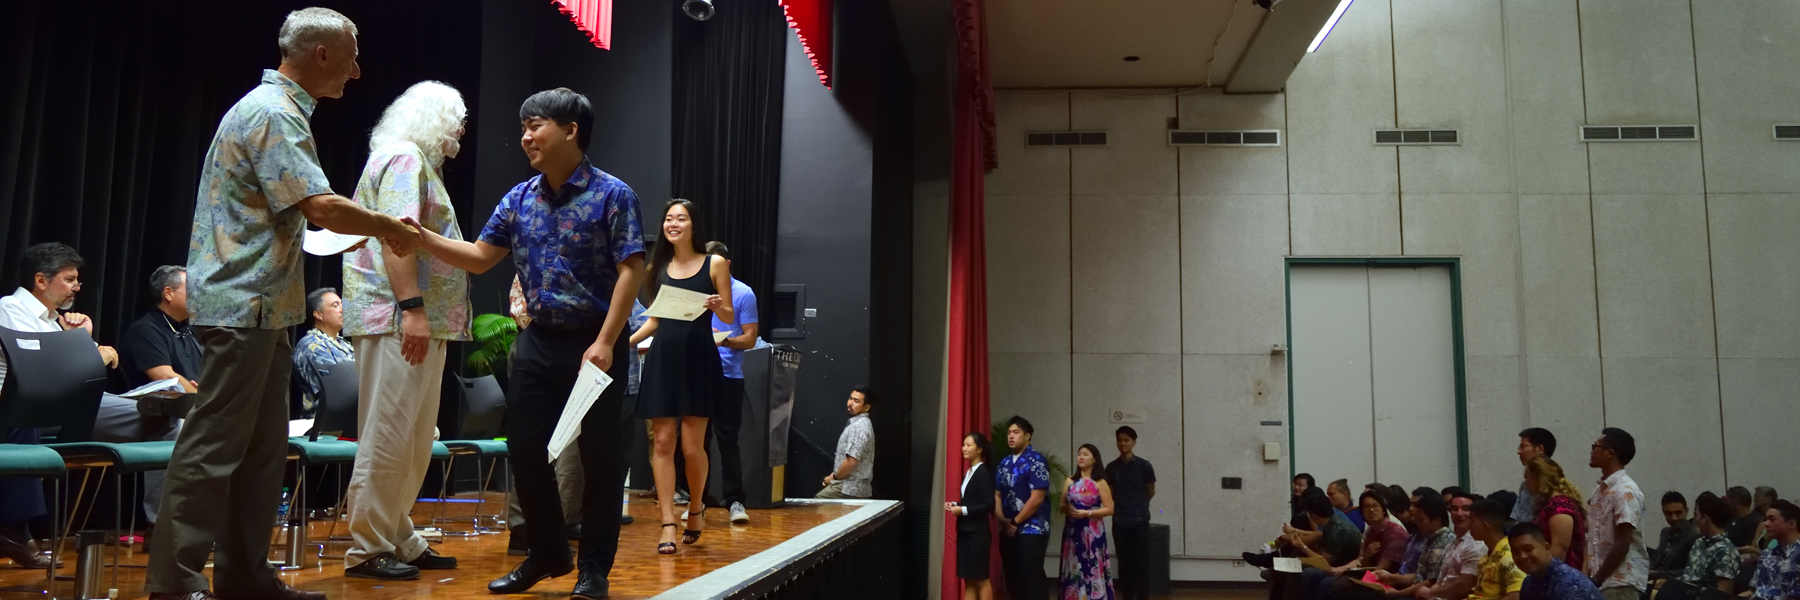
[705,241,757,525]
[1362,490,1455,599]
[946,432,995,600]
[1511,521,1602,600]
[336,80,471,580]
[995,416,1051,600]
[1745,500,1800,600]
[1647,491,1699,578]
[1331,479,1367,531]
[1107,426,1156,600]
[1748,487,1780,552]
[292,287,354,418]
[1260,492,1358,600]
[119,265,203,392]
[1489,490,1520,517]
[1654,491,1737,592]
[1524,456,1586,570]
[1293,473,1318,529]
[816,386,875,499]
[1364,482,1407,530]
[1585,427,1648,600]
[1418,491,1489,600]
[1467,499,1527,600]
[1513,428,1558,522]
[1058,443,1115,600]
[1725,486,1761,549]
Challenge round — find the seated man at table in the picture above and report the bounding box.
[120,266,203,393]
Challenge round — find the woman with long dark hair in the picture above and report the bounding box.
[1060,443,1116,600]
[631,199,734,554]
[945,432,996,600]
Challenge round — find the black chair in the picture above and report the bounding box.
[435,374,509,534]
[314,362,360,440]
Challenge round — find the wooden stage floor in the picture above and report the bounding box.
[0,493,858,600]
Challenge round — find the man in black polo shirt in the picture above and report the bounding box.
[120,266,203,392]
[1106,426,1157,600]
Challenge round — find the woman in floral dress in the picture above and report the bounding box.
[1060,443,1117,600]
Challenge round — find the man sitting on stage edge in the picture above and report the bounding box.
[817,386,875,500]
[408,87,643,600]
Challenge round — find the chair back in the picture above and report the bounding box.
[455,374,506,440]
[316,361,359,439]
[0,326,106,442]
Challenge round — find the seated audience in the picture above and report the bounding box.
[119,265,203,393]
[1258,491,1360,600]
[1364,482,1407,530]
[292,287,354,418]
[1418,491,1489,600]
[1647,491,1699,579]
[1331,479,1366,531]
[1748,487,1780,552]
[1511,521,1602,600]
[1525,456,1587,571]
[1725,486,1761,549]
[1359,490,1456,599]
[1489,489,1520,517]
[1293,473,1317,529]
[1745,500,1800,600]
[1467,499,1527,600]
[1651,491,1736,592]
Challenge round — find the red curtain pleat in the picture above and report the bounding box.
[944,0,997,598]
[778,0,833,89]
[554,0,613,50]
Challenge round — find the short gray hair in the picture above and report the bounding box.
[278,7,358,63]
[148,265,185,300]
[306,287,339,316]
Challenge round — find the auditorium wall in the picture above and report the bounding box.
[961,0,1800,581]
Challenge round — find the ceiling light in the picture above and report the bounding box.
[1307,0,1354,53]
[683,0,715,21]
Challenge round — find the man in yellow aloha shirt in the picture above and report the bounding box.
[1469,499,1527,600]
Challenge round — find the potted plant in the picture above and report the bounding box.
[465,313,518,381]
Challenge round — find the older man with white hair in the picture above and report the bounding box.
[337,80,472,581]
[146,8,419,600]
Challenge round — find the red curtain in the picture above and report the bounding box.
[779,0,834,89]
[553,0,613,50]
[943,0,997,598]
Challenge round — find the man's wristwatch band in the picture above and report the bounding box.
[397,296,425,311]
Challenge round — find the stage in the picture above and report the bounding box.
[0,494,904,600]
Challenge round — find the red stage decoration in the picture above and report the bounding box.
[779,0,834,89]
[554,0,613,50]
[942,0,997,597]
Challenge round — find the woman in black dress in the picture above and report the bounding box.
[945,432,996,600]
[632,199,734,554]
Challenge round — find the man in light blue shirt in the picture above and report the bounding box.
[706,241,758,525]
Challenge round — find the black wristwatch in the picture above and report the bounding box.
[397,297,425,312]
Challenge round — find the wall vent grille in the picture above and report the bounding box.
[1167,129,1282,147]
[1580,125,1699,142]
[1774,125,1800,140]
[1374,129,1459,145]
[1025,131,1108,146]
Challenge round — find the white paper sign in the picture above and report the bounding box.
[1273,558,1302,573]
[547,361,613,462]
[302,228,369,256]
[641,286,710,321]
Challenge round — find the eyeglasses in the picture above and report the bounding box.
[1591,444,1611,452]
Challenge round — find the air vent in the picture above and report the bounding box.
[1167,129,1282,147]
[1774,125,1800,140]
[1580,125,1699,142]
[1025,131,1108,147]
[1374,129,1459,146]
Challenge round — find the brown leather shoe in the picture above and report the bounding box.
[147,592,220,600]
[0,533,56,569]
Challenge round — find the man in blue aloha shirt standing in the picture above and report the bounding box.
[996,415,1051,600]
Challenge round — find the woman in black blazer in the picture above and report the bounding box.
[945,432,996,600]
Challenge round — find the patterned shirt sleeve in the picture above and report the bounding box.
[1028,455,1050,491]
[604,185,645,265]
[478,186,522,249]
[1418,531,1454,582]
[509,276,530,329]
[248,112,333,213]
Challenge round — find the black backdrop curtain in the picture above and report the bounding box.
[0,0,482,387]
[671,1,787,321]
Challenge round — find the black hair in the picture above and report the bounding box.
[645,199,706,304]
[1507,521,1547,542]
[1414,491,1449,526]
[1303,491,1335,519]
[1077,444,1108,484]
[1519,427,1558,458]
[148,265,186,301]
[20,242,83,289]
[963,431,991,465]
[1488,489,1518,512]
[1115,426,1138,440]
[850,384,875,408]
[1756,486,1779,506]
[1662,490,1688,508]
[1470,499,1509,527]
[1461,493,1486,504]
[1005,415,1034,436]
[1600,427,1636,465]
[1329,479,1351,496]
[518,87,594,151]
[1294,473,1316,492]
[1727,486,1752,507]
[704,240,731,260]
[1386,485,1411,515]
[306,287,338,317]
[1772,500,1800,526]
[1358,490,1390,519]
[1696,492,1732,527]
[1440,486,1466,500]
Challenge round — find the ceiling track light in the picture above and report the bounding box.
[1307,0,1355,52]
[683,0,715,21]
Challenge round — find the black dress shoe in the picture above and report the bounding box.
[620,514,633,526]
[1242,551,1276,569]
[406,549,456,570]
[148,592,220,600]
[0,532,54,569]
[570,571,609,600]
[214,578,325,600]
[565,522,583,540]
[345,553,421,580]
[507,524,529,556]
[487,558,573,594]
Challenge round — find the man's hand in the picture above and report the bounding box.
[582,338,613,371]
[181,378,199,394]
[97,345,119,368]
[399,308,429,365]
[1000,519,1018,537]
[382,217,421,256]
[61,312,94,333]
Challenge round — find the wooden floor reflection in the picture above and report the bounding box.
[0,493,857,600]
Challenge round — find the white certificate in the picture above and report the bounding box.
[712,330,730,343]
[642,285,710,321]
[302,228,369,256]
[547,361,613,462]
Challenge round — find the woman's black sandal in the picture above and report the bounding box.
[682,509,706,545]
[658,523,678,554]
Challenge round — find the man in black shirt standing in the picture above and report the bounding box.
[1106,426,1157,600]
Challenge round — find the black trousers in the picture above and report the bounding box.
[506,325,627,574]
[1114,521,1151,600]
[674,376,746,507]
[999,532,1049,600]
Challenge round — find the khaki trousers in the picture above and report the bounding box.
[343,334,446,567]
